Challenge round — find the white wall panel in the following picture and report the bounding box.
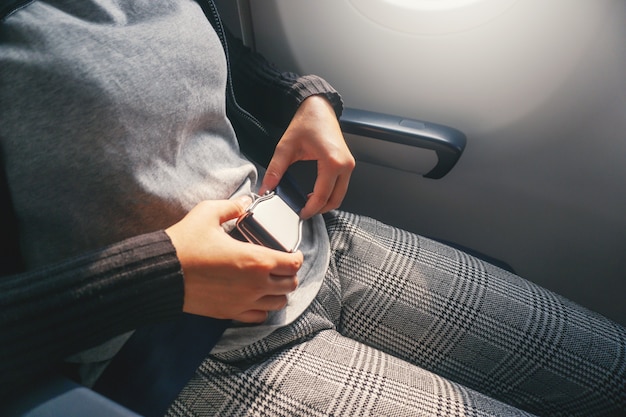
[247,0,626,325]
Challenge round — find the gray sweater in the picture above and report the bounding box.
[1,0,256,267]
[0,0,341,394]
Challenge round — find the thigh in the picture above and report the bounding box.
[325,211,626,417]
[167,330,535,417]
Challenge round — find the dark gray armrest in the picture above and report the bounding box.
[3,377,141,417]
[339,108,467,179]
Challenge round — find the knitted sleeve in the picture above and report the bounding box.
[226,29,343,130]
[0,230,184,399]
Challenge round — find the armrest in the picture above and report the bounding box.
[3,376,141,417]
[339,107,467,179]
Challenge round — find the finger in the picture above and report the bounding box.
[318,171,351,213]
[233,243,303,279]
[213,195,252,224]
[256,294,289,311]
[235,310,268,324]
[260,146,295,194]
[235,295,289,323]
[267,250,303,277]
[299,169,337,219]
[269,274,299,293]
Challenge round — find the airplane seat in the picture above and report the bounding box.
[3,377,141,417]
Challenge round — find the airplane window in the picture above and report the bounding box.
[384,0,489,10]
[349,0,519,35]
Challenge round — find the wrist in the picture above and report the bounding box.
[293,95,342,130]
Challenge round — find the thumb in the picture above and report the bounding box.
[213,195,253,224]
[260,147,295,195]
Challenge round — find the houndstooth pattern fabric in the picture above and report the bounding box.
[167,211,626,417]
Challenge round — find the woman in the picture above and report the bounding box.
[1,1,624,416]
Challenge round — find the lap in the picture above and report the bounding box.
[169,211,626,417]
[325,210,626,416]
[168,330,535,417]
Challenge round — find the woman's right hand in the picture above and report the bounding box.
[165,197,303,323]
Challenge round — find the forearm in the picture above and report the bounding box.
[0,230,184,398]
[226,29,343,128]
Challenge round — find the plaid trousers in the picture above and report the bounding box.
[168,211,626,417]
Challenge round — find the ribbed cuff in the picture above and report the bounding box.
[289,74,344,119]
[0,230,184,398]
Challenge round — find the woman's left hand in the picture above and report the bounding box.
[259,95,355,219]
